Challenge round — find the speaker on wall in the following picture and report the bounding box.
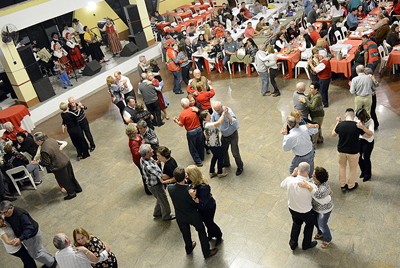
[120,42,139,57]
[124,4,143,35]
[129,32,148,51]
[17,46,36,67]
[82,60,102,76]
[25,64,43,83]
[33,77,55,102]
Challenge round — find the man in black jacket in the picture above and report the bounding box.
[0,201,57,268]
[167,167,218,259]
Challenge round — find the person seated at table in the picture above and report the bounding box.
[244,38,259,63]
[373,18,390,45]
[362,35,380,72]
[169,26,179,40]
[222,35,238,68]
[348,0,362,12]
[212,20,225,39]
[319,22,329,38]
[251,0,263,15]
[1,122,28,145]
[274,32,287,52]
[186,23,196,37]
[362,0,377,15]
[16,132,38,160]
[224,13,234,31]
[286,21,300,41]
[308,25,321,46]
[244,22,260,39]
[307,4,320,24]
[2,143,42,185]
[195,34,208,49]
[236,8,247,25]
[217,8,227,27]
[203,24,213,43]
[153,11,165,23]
[330,0,345,23]
[256,17,268,32]
[240,2,253,20]
[165,10,175,23]
[357,5,366,19]
[346,8,359,31]
[373,14,390,31]
[386,24,400,49]
[391,0,400,23]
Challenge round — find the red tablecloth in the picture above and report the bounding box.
[180,4,210,12]
[313,20,332,32]
[387,45,400,69]
[330,40,362,78]
[277,49,301,79]
[156,21,172,30]
[369,4,393,15]
[172,11,193,20]
[0,105,30,127]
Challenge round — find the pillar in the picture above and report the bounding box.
[130,0,156,45]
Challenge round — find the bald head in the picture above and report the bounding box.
[298,162,310,177]
[141,73,147,80]
[296,82,306,93]
[193,69,201,79]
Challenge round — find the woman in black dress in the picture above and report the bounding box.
[156,146,178,184]
[186,165,223,246]
[59,102,90,160]
[16,132,38,159]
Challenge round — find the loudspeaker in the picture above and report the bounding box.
[25,64,43,83]
[82,60,102,76]
[120,42,139,57]
[32,77,55,102]
[128,32,148,51]
[17,46,36,66]
[124,5,143,35]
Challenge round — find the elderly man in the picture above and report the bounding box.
[53,233,109,268]
[137,55,149,77]
[122,96,137,124]
[211,101,244,176]
[139,144,175,221]
[307,4,319,24]
[34,132,82,200]
[1,122,28,144]
[332,108,372,191]
[0,201,57,268]
[308,25,321,46]
[138,73,163,127]
[187,69,211,94]
[349,65,377,114]
[212,20,225,38]
[293,82,310,120]
[286,21,300,41]
[114,71,136,100]
[168,167,218,258]
[308,50,331,107]
[280,162,318,250]
[282,115,319,178]
[222,35,238,68]
[173,98,205,166]
[68,96,95,152]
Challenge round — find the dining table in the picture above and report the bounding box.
[180,4,210,13]
[348,16,377,40]
[0,105,35,132]
[368,2,393,15]
[330,39,363,79]
[277,48,301,79]
[387,45,400,72]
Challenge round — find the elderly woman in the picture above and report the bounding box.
[195,82,215,114]
[186,165,223,245]
[3,143,42,185]
[125,123,151,195]
[73,227,118,268]
[356,108,375,182]
[106,76,125,119]
[299,166,333,248]
[1,122,28,145]
[156,146,178,184]
[59,102,90,160]
[308,47,320,83]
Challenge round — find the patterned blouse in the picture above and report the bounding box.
[204,122,221,147]
[312,182,333,214]
[86,236,117,268]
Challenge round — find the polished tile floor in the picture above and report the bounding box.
[1,62,400,268]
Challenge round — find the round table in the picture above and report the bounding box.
[0,105,35,131]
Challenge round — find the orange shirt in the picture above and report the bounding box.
[2,127,28,141]
[195,89,215,110]
[178,107,200,131]
[310,31,321,46]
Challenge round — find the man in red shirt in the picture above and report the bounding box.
[308,25,321,46]
[240,2,252,20]
[308,50,331,107]
[361,35,380,72]
[173,98,205,166]
[1,122,28,144]
[244,22,259,38]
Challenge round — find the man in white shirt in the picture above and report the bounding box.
[62,24,75,39]
[53,233,109,268]
[114,71,136,100]
[280,162,318,250]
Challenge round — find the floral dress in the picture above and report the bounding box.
[86,236,118,268]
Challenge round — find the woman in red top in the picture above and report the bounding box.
[357,5,366,19]
[194,81,215,114]
[125,123,151,195]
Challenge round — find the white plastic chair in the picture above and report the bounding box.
[378,45,388,74]
[176,16,183,24]
[341,26,348,39]
[6,166,37,196]
[295,61,311,79]
[183,17,190,22]
[196,18,203,27]
[277,62,286,76]
[334,30,343,41]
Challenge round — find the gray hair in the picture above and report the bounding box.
[181,98,190,108]
[286,115,298,129]
[137,119,147,128]
[139,144,152,157]
[364,67,373,75]
[3,122,13,130]
[212,100,222,109]
[296,82,306,92]
[139,55,146,62]
[53,233,68,250]
[193,69,201,75]
[298,162,310,174]
[356,65,365,74]
[33,132,47,142]
[0,200,13,212]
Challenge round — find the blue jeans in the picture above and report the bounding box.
[172,71,182,93]
[186,127,205,164]
[222,55,231,66]
[59,72,71,88]
[289,150,314,178]
[316,210,332,242]
[259,71,270,95]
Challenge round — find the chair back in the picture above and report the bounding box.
[334,30,343,41]
[176,16,183,24]
[378,45,385,59]
[340,26,348,38]
[382,40,391,56]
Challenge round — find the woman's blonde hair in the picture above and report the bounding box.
[267,45,275,54]
[290,109,303,122]
[315,38,325,48]
[72,227,92,246]
[125,123,138,139]
[59,102,68,111]
[203,24,211,39]
[106,76,115,87]
[196,81,206,91]
[185,165,208,187]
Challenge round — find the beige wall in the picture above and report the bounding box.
[73,1,128,39]
[158,0,194,14]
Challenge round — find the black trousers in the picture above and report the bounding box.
[145,101,162,127]
[79,118,95,148]
[269,68,280,94]
[177,218,210,258]
[221,130,243,169]
[199,204,222,240]
[289,208,315,249]
[67,126,89,158]
[359,139,374,180]
[11,240,38,267]
[114,100,126,121]
[124,90,136,101]
[181,65,191,85]
[53,161,82,196]
[370,94,379,129]
[209,146,224,174]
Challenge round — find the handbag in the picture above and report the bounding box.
[237,48,246,58]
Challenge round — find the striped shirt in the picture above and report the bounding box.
[140,157,162,186]
[55,246,108,268]
[312,182,333,214]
